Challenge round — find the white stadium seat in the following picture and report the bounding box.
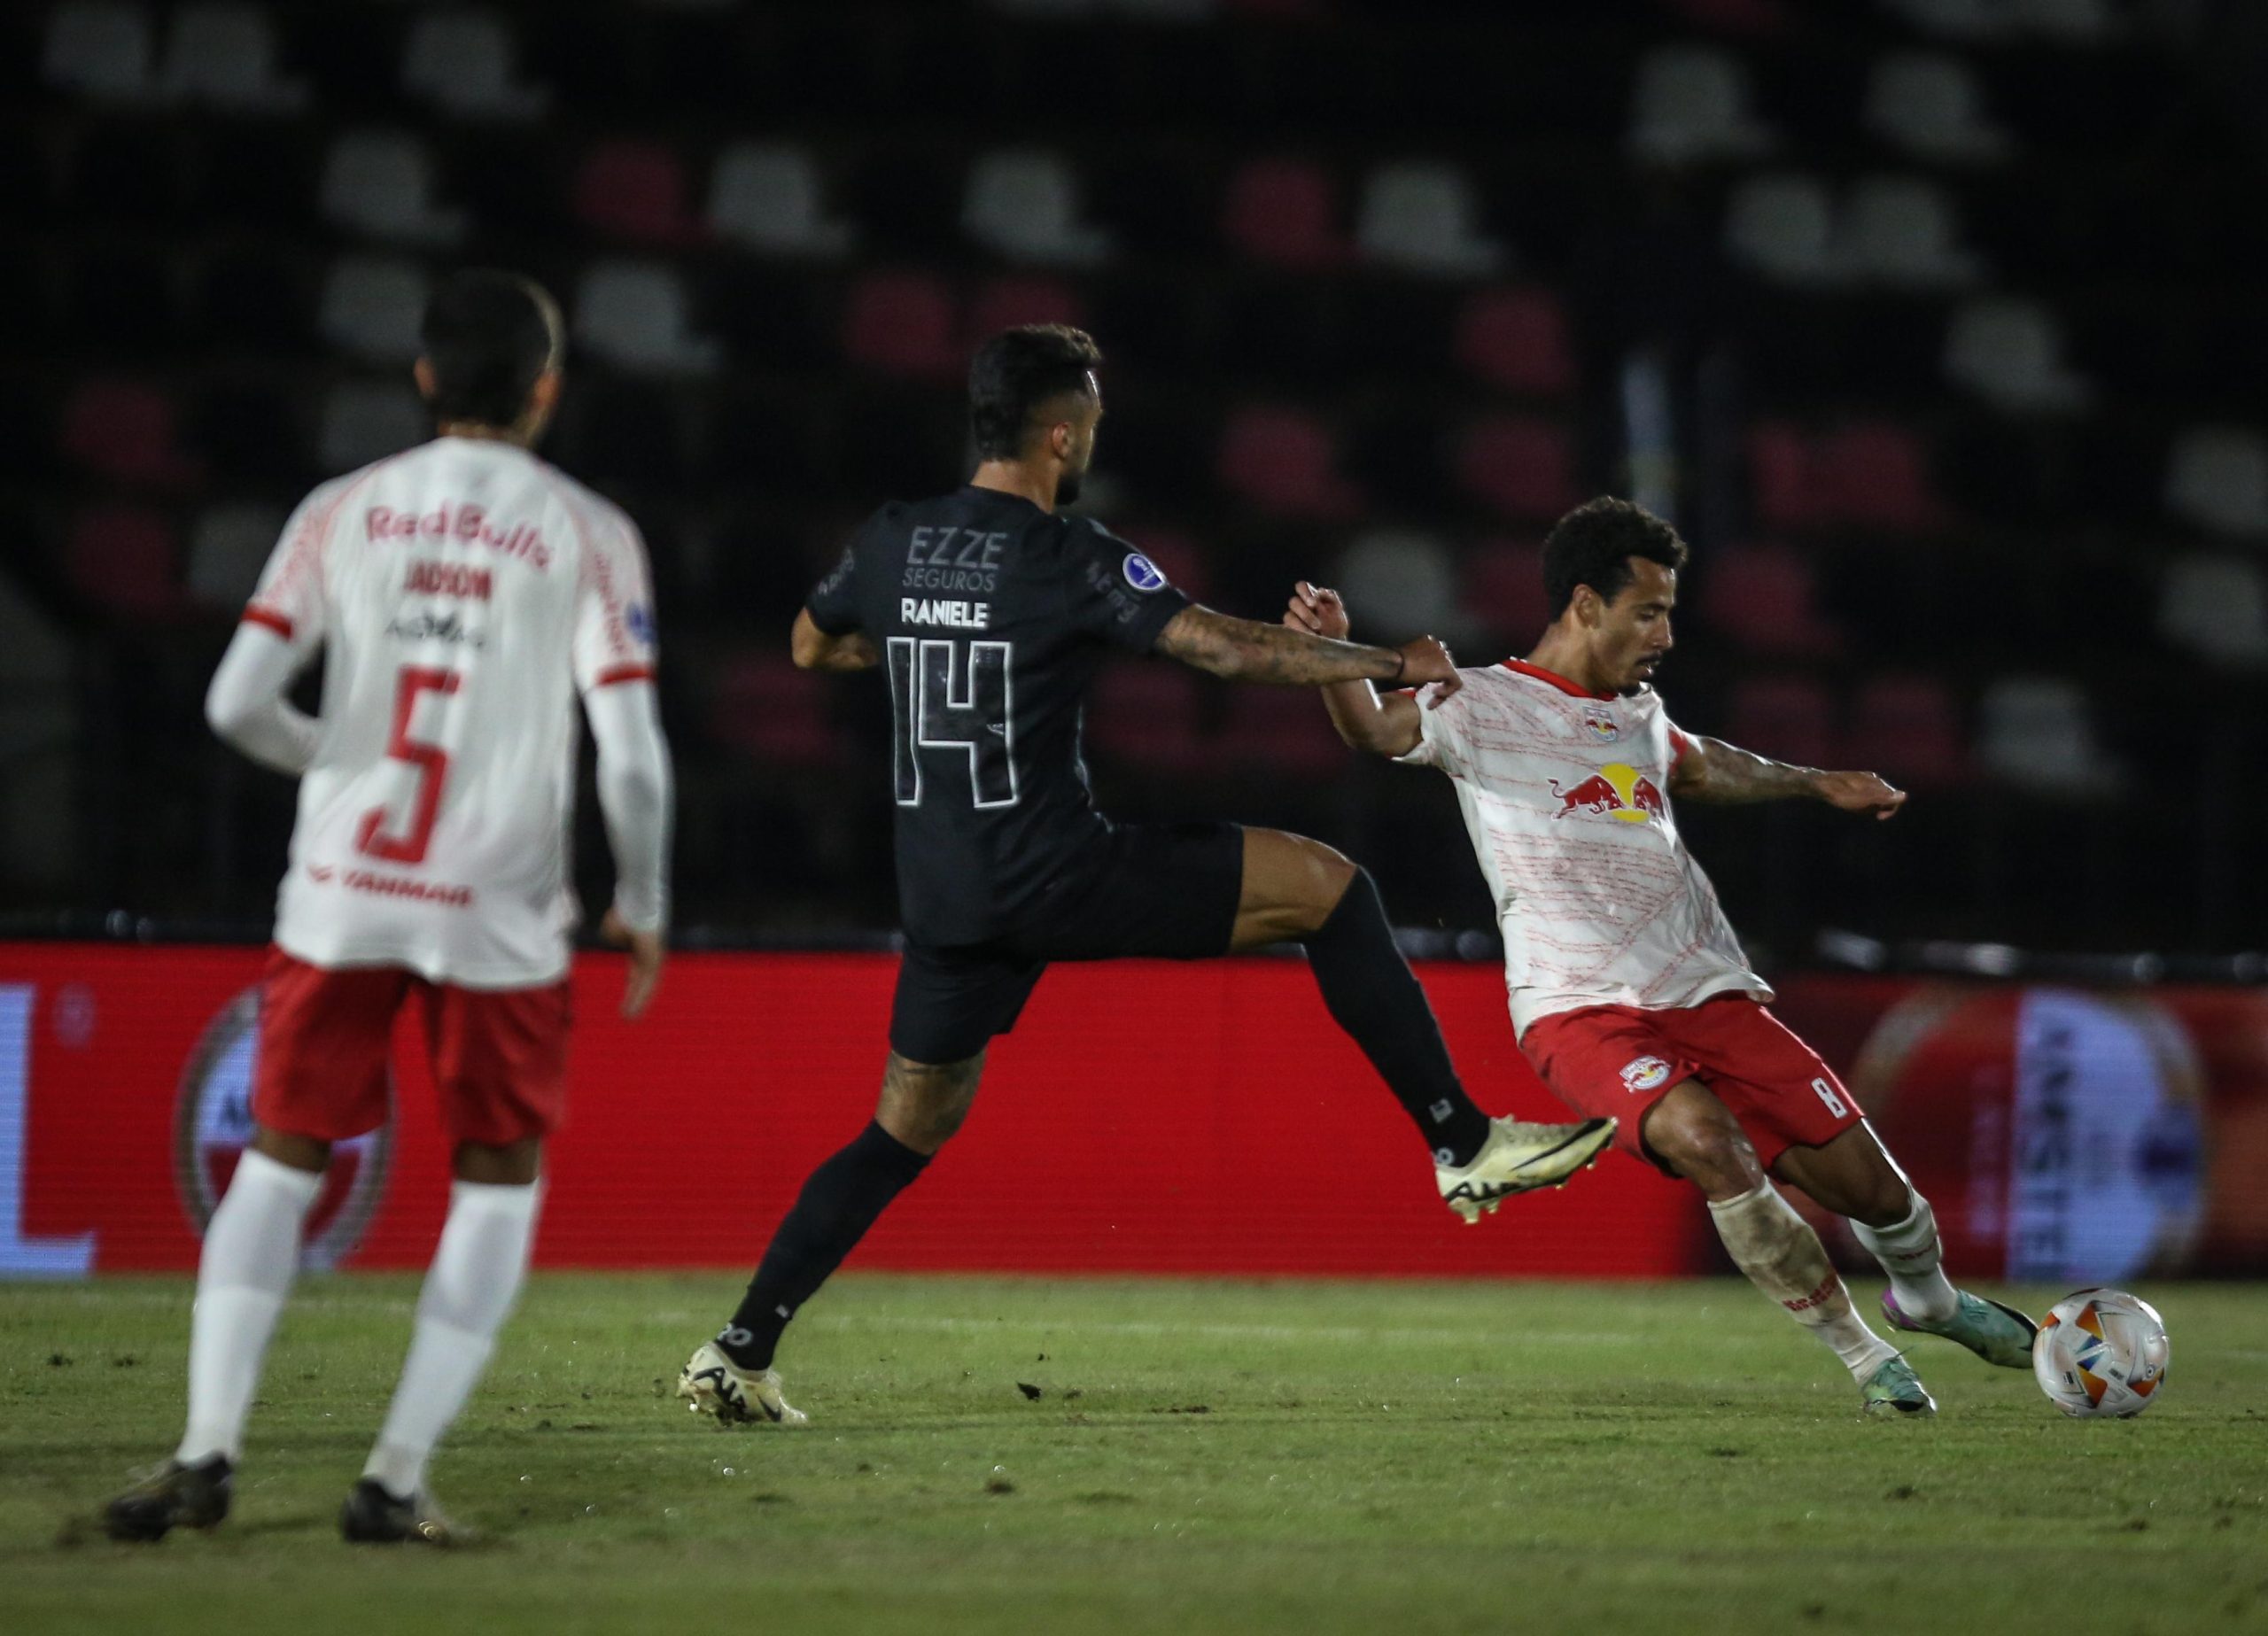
[962,150,1115,267]
[1864,52,2011,165]
[572,261,722,376]
[2165,426,2268,538]
[320,130,468,246]
[1336,530,1464,646]
[158,4,308,113]
[43,2,156,103]
[708,143,856,258]
[1722,173,1841,287]
[1841,174,1984,291]
[1627,45,1776,167]
[2158,554,2268,670]
[318,254,431,365]
[319,380,429,475]
[401,9,550,121]
[1942,298,2092,415]
[1977,678,2123,798]
[1355,163,1507,279]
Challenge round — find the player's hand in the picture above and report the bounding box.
[1813,770,1907,821]
[1394,636,1463,705]
[1285,581,1352,641]
[602,906,666,1018]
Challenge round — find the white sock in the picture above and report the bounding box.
[1850,1188,1960,1324]
[1709,1182,1899,1383]
[363,1179,541,1499]
[176,1150,322,1465]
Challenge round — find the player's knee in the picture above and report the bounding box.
[1288,848,1362,937]
[876,1051,984,1154]
[1643,1096,1759,1195]
[1849,1175,1920,1231]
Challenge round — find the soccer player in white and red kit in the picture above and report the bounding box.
[106,271,672,1543]
[1288,497,2037,1415]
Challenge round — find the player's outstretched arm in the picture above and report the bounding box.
[205,621,319,775]
[1672,736,1908,820]
[1154,604,1461,700]
[790,608,880,672]
[1280,582,1425,757]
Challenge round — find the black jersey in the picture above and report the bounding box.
[804,485,1191,945]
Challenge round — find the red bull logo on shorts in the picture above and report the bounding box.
[1549,763,1666,824]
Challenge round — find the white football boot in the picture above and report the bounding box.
[678,1341,809,1426]
[1436,1116,1617,1223]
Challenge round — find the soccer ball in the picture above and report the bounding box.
[2032,1289,2169,1418]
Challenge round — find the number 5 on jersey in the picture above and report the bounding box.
[354,666,462,864]
[887,638,1016,809]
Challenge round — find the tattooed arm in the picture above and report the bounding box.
[1154,605,1462,696]
[1671,735,1908,819]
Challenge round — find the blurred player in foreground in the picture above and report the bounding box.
[678,326,1612,1427]
[1287,497,2035,1416]
[105,271,672,1542]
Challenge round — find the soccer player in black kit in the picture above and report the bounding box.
[680,326,1614,1425]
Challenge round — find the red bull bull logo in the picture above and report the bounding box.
[1549,762,1667,825]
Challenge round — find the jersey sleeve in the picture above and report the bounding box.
[1394,680,1472,777]
[242,480,345,655]
[573,500,661,694]
[804,538,863,636]
[1060,519,1191,654]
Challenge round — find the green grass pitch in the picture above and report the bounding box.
[4,1275,2266,1634]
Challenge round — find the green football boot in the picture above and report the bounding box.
[1859,1354,1937,1418]
[1883,1290,2039,1370]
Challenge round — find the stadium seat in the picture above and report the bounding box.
[711,653,842,770]
[67,505,180,618]
[59,378,200,488]
[1876,0,2017,40]
[2164,426,2268,538]
[1697,541,1841,657]
[1976,676,2121,797]
[841,270,961,380]
[1336,529,1460,644]
[1627,45,1776,167]
[1216,405,1360,521]
[317,379,426,474]
[1942,297,2093,415]
[1724,675,1835,771]
[1452,286,1576,398]
[2157,553,2268,670]
[1721,174,1841,286]
[1863,52,2010,166]
[157,4,307,113]
[1841,174,1984,291]
[708,142,855,258]
[1222,157,1348,270]
[573,140,704,245]
[1746,422,1827,532]
[1454,415,1581,523]
[962,150,1115,267]
[1845,674,1968,787]
[320,130,468,246]
[316,254,429,364]
[1818,421,1951,531]
[1086,664,1212,778]
[401,9,550,121]
[572,261,721,376]
[43,1,155,103]
[2023,0,2119,41]
[1460,538,1551,645]
[1214,686,1347,780]
[964,275,1084,346]
[185,501,284,609]
[1354,163,1506,279]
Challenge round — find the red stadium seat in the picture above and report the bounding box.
[1723,674,1835,770]
[1697,540,1841,657]
[1086,663,1212,777]
[1460,537,1553,644]
[571,140,703,246]
[1221,157,1348,270]
[68,505,181,619]
[711,653,841,770]
[1453,287,1577,398]
[964,275,1084,346]
[1845,674,1968,787]
[60,379,201,489]
[1746,421,1823,531]
[1216,405,1361,521]
[1820,421,1950,531]
[843,270,961,379]
[1215,686,1349,779]
[1454,415,1581,523]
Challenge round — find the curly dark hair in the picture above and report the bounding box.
[1541,497,1689,618]
[967,324,1103,461]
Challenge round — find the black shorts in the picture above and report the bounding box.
[888,821,1246,1064]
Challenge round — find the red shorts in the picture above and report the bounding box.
[251,949,573,1145]
[1519,995,1862,1174]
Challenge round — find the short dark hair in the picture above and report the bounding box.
[967,324,1103,461]
[419,269,562,427]
[1542,497,1689,618]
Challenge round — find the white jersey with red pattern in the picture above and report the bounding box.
[1399,660,1769,1037]
[244,437,657,988]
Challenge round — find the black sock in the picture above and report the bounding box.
[1301,870,1493,1167]
[717,1121,930,1370]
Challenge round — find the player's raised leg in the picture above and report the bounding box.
[1643,1084,1934,1416]
[1771,1125,2036,1369]
[1233,827,1614,1221]
[683,1051,976,1423]
[104,1127,327,1540]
